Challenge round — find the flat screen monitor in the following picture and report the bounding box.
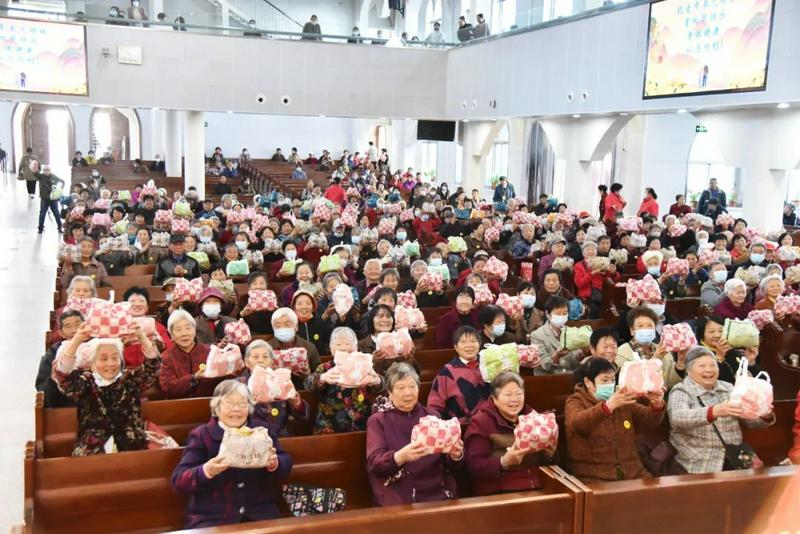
[0,17,88,96]
[643,0,774,99]
[417,120,455,142]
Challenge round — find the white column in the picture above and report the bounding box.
[460,121,493,195]
[183,110,205,197]
[164,109,182,177]
[220,4,230,34]
[150,0,164,15]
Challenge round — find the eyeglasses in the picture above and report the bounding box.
[221,400,249,410]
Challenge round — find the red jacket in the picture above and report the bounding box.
[669,203,693,217]
[573,259,620,300]
[323,184,346,206]
[412,216,441,244]
[603,192,626,222]
[637,197,659,218]
[123,321,172,368]
[436,305,480,348]
[159,342,226,398]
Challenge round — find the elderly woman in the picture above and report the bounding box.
[695,315,761,384]
[465,371,555,494]
[668,347,775,473]
[37,310,83,408]
[358,304,418,375]
[60,237,111,290]
[52,323,161,455]
[573,240,620,318]
[533,270,575,315]
[267,308,321,387]
[238,340,309,436]
[52,275,96,338]
[701,262,729,309]
[159,310,226,398]
[317,272,361,331]
[367,362,463,505]
[291,290,330,356]
[171,380,292,528]
[511,224,537,259]
[280,261,316,306]
[755,274,786,317]
[239,271,275,335]
[566,358,665,482]
[306,327,383,434]
[531,296,586,375]
[615,306,684,390]
[121,286,172,368]
[514,282,543,341]
[714,278,755,320]
[194,287,236,344]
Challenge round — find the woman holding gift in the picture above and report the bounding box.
[268,308,321,388]
[367,362,464,506]
[52,323,162,455]
[713,278,754,320]
[239,271,276,335]
[465,371,556,494]
[238,340,309,437]
[695,316,761,384]
[565,358,665,482]
[60,237,111,290]
[194,288,236,344]
[358,304,418,375]
[436,286,480,349]
[478,305,518,348]
[573,240,620,319]
[531,296,587,375]
[172,380,293,528]
[280,261,317,306]
[121,286,172,368]
[615,306,684,390]
[668,347,775,474]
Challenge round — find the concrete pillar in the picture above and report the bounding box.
[220,4,229,34]
[183,110,205,197]
[460,120,493,196]
[164,109,182,177]
[70,105,92,154]
[150,0,163,16]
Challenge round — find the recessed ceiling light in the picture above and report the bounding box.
[318,114,326,118]
[677,109,687,114]
[572,114,581,118]
[619,112,629,116]
[777,102,790,109]
[226,111,233,114]
[463,119,470,123]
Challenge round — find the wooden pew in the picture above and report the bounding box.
[759,322,800,401]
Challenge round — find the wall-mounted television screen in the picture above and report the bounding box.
[643,0,774,99]
[0,17,88,96]
[417,120,456,142]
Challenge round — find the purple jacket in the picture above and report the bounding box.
[713,296,754,320]
[435,305,480,348]
[171,417,293,529]
[366,404,461,506]
[537,253,566,282]
[426,356,490,423]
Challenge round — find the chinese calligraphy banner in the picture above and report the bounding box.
[643,0,774,99]
[0,17,87,96]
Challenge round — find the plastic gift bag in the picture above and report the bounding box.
[747,309,775,330]
[630,233,647,248]
[273,347,310,376]
[319,255,343,274]
[224,319,252,346]
[660,323,697,352]
[775,295,800,316]
[376,328,414,358]
[54,339,96,371]
[618,217,642,232]
[729,358,773,419]
[248,366,297,403]
[560,325,592,350]
[403,240,420,257]
[154,210,173,226]
[496,293,523,318]
[517,344,542,369]
[551,257,574,272]
[332,283,355,316]
[473,283,494,306]
[174,277,204,302]
[112,219,129,237]
[378,217,397,236]
[587,257,611,272]
[132,316,158,339]
[244,250,264,269]
[171,218,190,234]
[91,213,112,227]
[320,351,378,388]
[394,305,427,331]
[447,236,468,253]
[226,259,250,277]
[722,319,760,348]
[668,223,688,237]
[187,251,210,270]
[248,289,278,312]
[698,247,720,267]
[202,344,244,378]
[425,265,450,283]
[478,343,520,382]
[59,244,81,264]
[152,231,170,248]
[716,213,735,228]
[567,298,584,321]
[618,353,664,394]
[514,411,558,453]
[609,249,628,265]
[410,415,461,455]
[218,426,275,469]
[86,301,134,338]
[484,226,501,245]
[278,259,298,277]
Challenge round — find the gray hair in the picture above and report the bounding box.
[724,278,746,295]
[410,259,427,275]
[167,308,196,333]
[68,275,97,297]
[760,274,784,292]
[385,362,420,392]
[322,271,344,288]
[330,326,357,349]
[271,307,298,329]
[89,337,124,364]
[581,240,598,252]
[490,370,524,398]
[209,379,254,417]
[685,346,716,370]
[244,339,273,361]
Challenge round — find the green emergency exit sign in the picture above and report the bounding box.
[695,125,708,133]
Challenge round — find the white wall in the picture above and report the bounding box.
[268,0,357,35]
[639,113,697,214]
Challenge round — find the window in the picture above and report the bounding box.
[93,110,112,157]
[484,123,510,197]
[543,0,573,21]
[687,131,741,209]
[420,142,437,180]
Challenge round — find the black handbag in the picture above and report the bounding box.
[697,397,760,470]
[282,483,346,517]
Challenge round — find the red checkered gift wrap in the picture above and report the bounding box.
[619,356,664,394]
[419,271,444,292]
[747,309,775,330]
[252,215,270,234]
[273,347,310,376]
[660,323,697,352]
[345,187,361,198]
[774,295,800,316]
[496,293,523,318]
[376,328,415,358]
[666,258,689,277]
[93,198,111,211]
[618,217,642,232]
[383,203,402,216]
[313,203,332,222]
[69,206,85,221]
[153,210,173,227]
[513,411,558,453]
[202,344,244,378]
[472,283,495,306]
[400,209,415,223]
[716,213,735,228]
[484,226,500,245]
[517,344,542,369]
[142,181,158,197]
[395,305,427,331]
[484,256,509,281]
[698,247,720,267]
[248,366,297,403]
[174,277,204,303]
[224,319,252,346]
[226,210,245,225]
[171,219,190,234]
[512,211,537,225]
[341,205,359,227]
[410,415,461,455]
[332,284,355,316]
[248,289,278,312]
[745,227,765,242]
[86,301,135,338]
[625,275,661,306]
[91,213,111,227]
[64,297,106,318]
[378,217,397,236]
[668,223,688,237]
[242,207,257,221]
[520,262,534,282]
[397,290,417,308]
[321,351,378,388]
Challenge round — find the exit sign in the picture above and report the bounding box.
[696,125,708,133]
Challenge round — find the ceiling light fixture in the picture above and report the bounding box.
[572,114,581,118]
[777,103,790,109]
[677,108,687,114]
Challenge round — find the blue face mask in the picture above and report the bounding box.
[634,328,657,344]
[396,231,407,242]
[595,383,615,401]
[274,328,295,343]
[647,266,661,276]
[750,253,765,265]
[492,323,506,337]
[429,257,442,267]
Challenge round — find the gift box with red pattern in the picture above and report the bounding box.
[252,215,270,234]
[171,219,190,234]
[496,293,523,318]
[226,210,245,225]
[668,223,688,237]
[661,323,697,352]
[376,328,414,358]
[473,283,495,306]
[395,305,427,331]
[341,205,359,227]
[69,206,85,221]
[93,198,111,211]
[383,203,402,216]
[698,247,720,267]
[64,297,105,318]
[86,301,135,338]
[619,357,664,394]
[248,366,297,403]
[716,213,735,228]
[142,181,158,197]
[400,209,415,223]
[273,347,310,376]
[224,319,252,346]
[512,211,537,225]
[774,295,800,316]
[154,210,173,226]
[173,277,204,303]
[90,213,112,228]
[321,351,378,388]
[625,275,662,306]
[242,207,257,221]
[513,411,558,453]
[666,258,689,277]
[517,344,542,369]
[248,289,278,312]
[397,290,417,308]
[419,271,444,292]
[485,256,509,281]
[747,309,775,330]
[410,415,461,455]
[202,344,244,378]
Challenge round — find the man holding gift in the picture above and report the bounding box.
[36,164,65,234]
[154,234,202,285]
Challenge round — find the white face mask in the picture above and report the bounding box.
[647,303,665,318]
[285,250,297,261]
[521,294,536,309]
[202,303,221,319]
[713,270,728,283]
[550,314,568,327]
[235,241,247,251]
[92,370,122,387]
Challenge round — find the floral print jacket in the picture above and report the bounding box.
[305,361,384,435]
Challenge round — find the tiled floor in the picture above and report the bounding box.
[0,176,61,531]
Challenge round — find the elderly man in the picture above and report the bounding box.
[153,234,202,284]
[356,259,382,300]
[267,308,322,387]
[36,164,64,234]
[214,175,232,195]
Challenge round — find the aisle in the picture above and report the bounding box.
[0,176,61,531]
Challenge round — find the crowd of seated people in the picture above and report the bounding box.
[32,147,800,529]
